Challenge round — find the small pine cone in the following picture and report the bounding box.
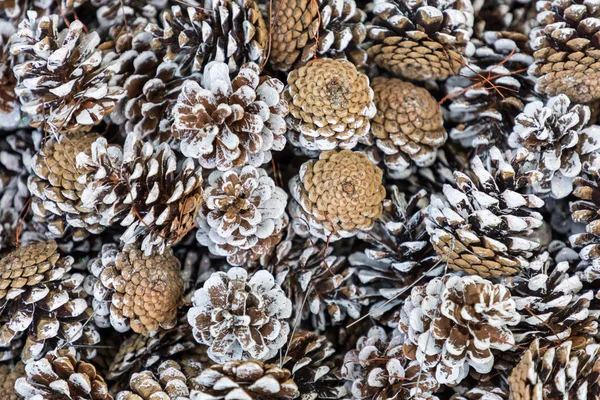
[529,0,600,103]
[367,0,474,81]
[187,267,292,363]
[171,61,288,170]
[369,77,446,179]
[15,349,112,400]
[285,59,375,152]
[570,153,600,259]
[0,362,25,400]
[0,21,19,130]
[85,244,183,336]
[196,166,289,266]
[11,13,124,133]
[508,94,600,199]
[426,148,544,278]
[0,241,100,364]
[290,150,385,241]
[509,339,600,400]
[342,326,439,400]
[399,275,520,385]
[269,0,367,71]
[194,360,300,399]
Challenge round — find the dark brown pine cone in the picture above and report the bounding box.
[0,361,24,400]
[269,0,367,71]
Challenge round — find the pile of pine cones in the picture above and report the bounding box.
[2,0,600,398]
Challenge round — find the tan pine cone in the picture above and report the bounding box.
[15,349,112,400]
[285,58,376,152]
[86,245,183,336]
[370,77,447,178]
[290,150,385,241]
[0,362,24,400]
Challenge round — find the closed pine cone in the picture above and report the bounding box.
[195,166,289,266]
[289,150,385,241]
[11,13,124,133]
[194,360,300,399]
[370,77,447,179]
[0,362,24,400]
[285,59,375,152]
[269,0,367,71]
[529,0,600,103]
[509,339,600,400]
[367,0,474,81]
[15,349,112,400]
[426,148,544,278]
[85,244,183,336]
[399,275,520,385]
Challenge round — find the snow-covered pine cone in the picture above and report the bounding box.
[10,12,124,133]
[0,241,100,363]
[529,0,600,103]
[85,244,183,336]
[369,77,446,179]
[187,267,292,363]
[367,0,474,81]
[399,275,520,385]
[269,0,367,71]
[508,339,600,399]
[285,58,375,152]
[342,326,439,400]
[171,61,288,170]
[0,361,24,400]
[0,21,19,130]
[450,388,508,400]
[426,147,544,278]
[94,0,167,31]
[15,349,112,400]
[289,149,386,241]
[508,94,600,199]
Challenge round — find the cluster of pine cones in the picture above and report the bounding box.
[2,0,600,397]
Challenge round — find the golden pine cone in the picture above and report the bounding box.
[87,245,183,336]
[370,77,446,178]
[0,362,24,400]
[290,150,385,240]
[286,59,375,151]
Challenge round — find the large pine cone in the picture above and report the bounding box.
[194,360,300,399]
[171,61,288,170]
[367,0,474,81]
[369,77,446,179]
[85,244,183,336]
[285,59,375,152]
[187,268,292,363]
[399,275,520,385]
[529,0,600,103]
[0,361,24,400]
[196,166,289,266]
[15,349,112,400]
[426,148,544,278]
[509,339,600,400]
[0,241,100,364]
[289,150,385,241]
[11,13,124,133]
[269,0,367,71]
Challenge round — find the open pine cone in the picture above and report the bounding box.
[570,153,600,261]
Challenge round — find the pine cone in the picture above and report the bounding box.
[570,153,600,262]
[11,13,124,133]
[85,244,183,336]
[508,339,600,400]
[444,32,537,149]
[342,326,439,400]
[0,361,25,400]
[0,21,19,130]
[473,0,537,36]
[194,360,300,399]
[369,77,446,179]
[187,267,292,363]
[171,61,288,170]
[399,275,520,385]
[269,0,367,71]
[426,148,544,278]
[0,241,100,363]
[196,166,289,266]
[450,388,508,400]
[529,0,600,103]
[15,349,112,400]
[508,94,600,199]
[367,0,474,81]
[94,0,167,30]
[289,150,385,241]
[148,0,267,75]
[285,59,375,152]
